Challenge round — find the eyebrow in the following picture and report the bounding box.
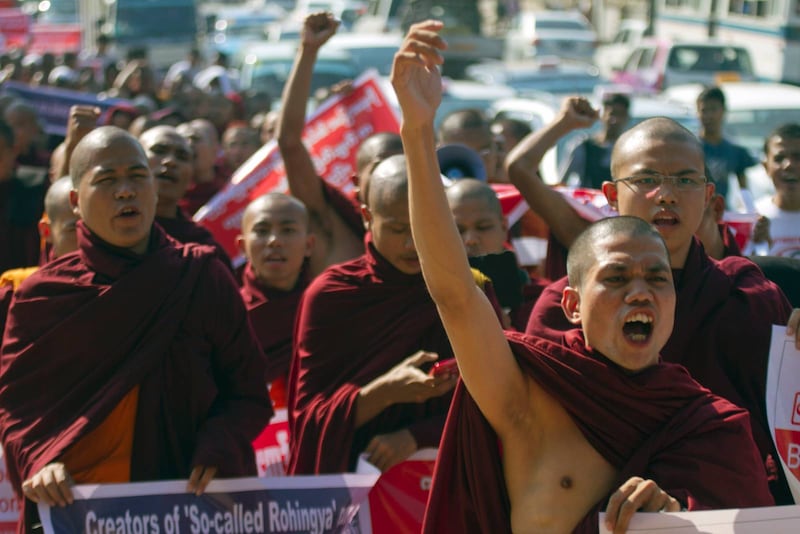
[631,168,702,176]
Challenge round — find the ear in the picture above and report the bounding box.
[69,189,80,216]
[711,194,725,223]
[361,204,372,232]
[304,233,315,257]
[38,218,52,243]
[602,181,619,211]
[703,181,715,210]
[235,234,246,254]
[561,285,582,325]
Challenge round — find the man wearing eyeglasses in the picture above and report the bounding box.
[507,96,800,505]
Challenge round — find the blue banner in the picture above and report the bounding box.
[1,81,129,137]
[39,474,379,534]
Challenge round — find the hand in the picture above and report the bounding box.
[65,105,101,148]
[302,12,339,49]
[22,462,74,507]
[364,429,417,472]
[382,351,458,404]
[788,309,800,350]
[187,465,217,496]
[558,96,599,131]
[391,20,447,128]
[605,477,680,533]
[751,215,772,246]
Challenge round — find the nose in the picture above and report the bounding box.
[624,277,653,305]
[404,233,415,251]
[114,179,136,199]
[653,179,678,204]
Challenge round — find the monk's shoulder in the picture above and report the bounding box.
[714,255,785,298]
[15,252,91,298]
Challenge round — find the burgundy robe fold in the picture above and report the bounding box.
[526,238,794,504]
[423,330,774,534]
[0,221,272,530]
[288,238,454,474]
[155,211,232,269]
[240,262,309,406]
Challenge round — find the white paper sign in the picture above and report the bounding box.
[599,505,800,533]
[766,323,800,503]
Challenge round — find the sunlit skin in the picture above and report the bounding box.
[763,135,800,211]
[237,194,314,291]
[562,232,676,372]
[603,137,713,269]
[446,182,508,256]
[40,176,79,258]
[697,98,725,142]
[69,130,156,255]
[364,198,420,275]
[139,126,193,218]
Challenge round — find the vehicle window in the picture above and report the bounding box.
[637,47,656,69]
[614,29,630,44]
[623,48,643,71]
[727,108,800,154]
[535,20,588,31]
[668,45,751,73]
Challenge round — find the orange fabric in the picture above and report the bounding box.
[0,267,39,290]
[60,386,139,484]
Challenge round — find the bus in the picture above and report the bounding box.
[27,0,198,69]
[656,0,800,84]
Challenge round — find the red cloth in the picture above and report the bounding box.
[526,238,794,504]
[288,238,454,474]
[0,221,272,530]
[240,262,309,406]
[423,330,774,534]
[0,176,46,273]
[155,211,232,270]
[178,166,229,216]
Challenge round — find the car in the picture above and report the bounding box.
[594,18,648,77]
[238,41,359,98]
[325,32,403,77]
[663,81,800,205]
[465,59,607,98]
[489,93,698,185]
[289,0,368,30]
[205,5,286,57]
[612,40,757,93]
[504,10,598,63]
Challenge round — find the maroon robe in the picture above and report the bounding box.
[288,238,454,474]
[0,174,46,273]
[178,165,229,216]
[423,330,774,534]
[526,238,794,504]
[155,211,232,269]
[0,222,272,530]
[240,262,308,406]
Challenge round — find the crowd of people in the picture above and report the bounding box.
[1,9,800,534]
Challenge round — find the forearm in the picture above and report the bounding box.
[403,121,476,306]
[277,45,317,151]
[507,122,589,247]
[355,378,393,428]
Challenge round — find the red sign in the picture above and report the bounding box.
[252,408,290,477]
[0,8,31,48]
[27,23,82,54]
[775,428,800,481]
[195,72,400,261]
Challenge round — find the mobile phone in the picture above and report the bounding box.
[429,358,459,377]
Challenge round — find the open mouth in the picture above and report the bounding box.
[652,211,679,228]
[157,172,177,183]
[117,206,140,218]
[622,312,654,343]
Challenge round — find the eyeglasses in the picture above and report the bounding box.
[614,174,708,192]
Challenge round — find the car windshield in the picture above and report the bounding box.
[727,108,800,155]
[249,59,357,95]
[667,46,752,74]
[536,20,587,31]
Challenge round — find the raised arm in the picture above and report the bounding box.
[506,97,598,248]
[392,21,528,436]
[276,12,339,219]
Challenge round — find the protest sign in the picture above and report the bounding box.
[253,408,290,478]
[39,474,379,534]
[1,81,127,136]
[195,70,400,263]
[766,323,800,502]
[0,447,20,533]
[355,449,437,534]
[599,505,800,533]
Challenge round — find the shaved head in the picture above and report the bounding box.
[241,192,310,233]
[70,126,146,188]
[45,176,74,220]
[446,179,502,217]
[611,117,702,179]
[368,154,409,215]
[355,132,404,175]
[567,216,668,288]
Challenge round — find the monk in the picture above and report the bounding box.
[238,193,314,408]
[0,176,78,290]
[0,119,46,274]
[277,12,403,276]
[446,178,546,330]
[288,154,460,474]
[509,100,800,504]
[390,25,774,532]
[138,125,231,267]
[175,119,228,216]
[0,127,272,531]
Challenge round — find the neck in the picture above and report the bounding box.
[669,240,693,270]
[701,128,723,143]
[775,193,800,211]
[257,272,300,292]
[194,167,215,184]
[156,203,179,219]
